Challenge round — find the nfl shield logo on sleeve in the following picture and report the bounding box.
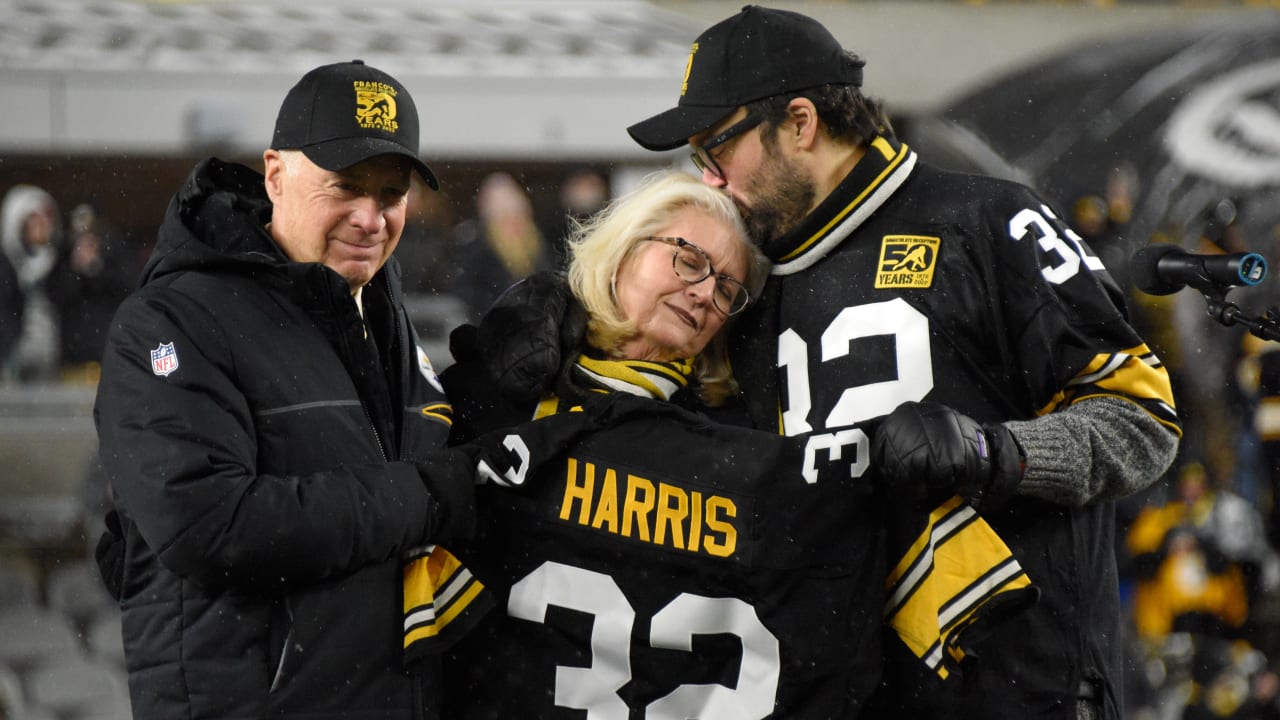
[150,342,179,377]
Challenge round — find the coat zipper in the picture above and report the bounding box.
[364,404,388,461]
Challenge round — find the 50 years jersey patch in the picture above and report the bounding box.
[876,235,940,289]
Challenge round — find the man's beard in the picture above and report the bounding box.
[737,140,815,247]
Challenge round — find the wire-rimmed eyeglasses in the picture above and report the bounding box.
[644,236,750,315]
[689,112,763,180]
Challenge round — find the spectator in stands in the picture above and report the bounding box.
[92,60,478,720]
[0,231,20,376]
[1247,324,1280,549]
[1127,461,1279,642]
[47,204,136,382]
[448,171,554,322]
[1238,666,1280,720]
[0,184,62,382]
[391,177,456,297]
[540,166,610,266]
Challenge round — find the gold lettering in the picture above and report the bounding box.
[353,80,397,97]
[702,496,737,557]
[560,458,593,524]
[654,483,689,550]
[622,475,655,542]
[591,468,619,533]
[689,490,703,553]
[556,459,739,559]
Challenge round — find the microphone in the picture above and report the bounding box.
[1130,244,1267,296]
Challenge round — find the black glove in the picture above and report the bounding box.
[94,509,126,601]
[415,451,479,545]
[872,401,1025,511]
[470,271,587,405]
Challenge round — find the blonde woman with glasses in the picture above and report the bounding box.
[425,170,888,719]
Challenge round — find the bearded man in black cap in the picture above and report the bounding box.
[93,60,479,720]
[624,6,1182,720]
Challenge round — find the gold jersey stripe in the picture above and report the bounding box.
[884,495,1032,680]
[403,545,489,651]
[1035,344,1180,436]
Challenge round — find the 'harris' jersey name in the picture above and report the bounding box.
[558,456,740,559]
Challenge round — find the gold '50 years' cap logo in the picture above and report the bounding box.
[354,80,399,133]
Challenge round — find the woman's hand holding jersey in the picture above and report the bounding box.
[872,401,1027,512]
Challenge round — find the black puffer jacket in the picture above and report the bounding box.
[95,158,462,720]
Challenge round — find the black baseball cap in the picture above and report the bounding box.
[271,60,439,190]
[627,5,864,152]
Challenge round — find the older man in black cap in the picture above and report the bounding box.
[626,6,1182,720]
[93,60,477,720]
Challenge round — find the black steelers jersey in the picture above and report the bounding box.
[730,136,1179,719]
[438,396,886,720]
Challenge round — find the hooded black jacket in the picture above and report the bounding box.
[95,158,459,720]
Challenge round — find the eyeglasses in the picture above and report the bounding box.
[645,236,750,315]
[690,112,763,180]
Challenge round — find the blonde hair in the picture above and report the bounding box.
[565,170,769,406]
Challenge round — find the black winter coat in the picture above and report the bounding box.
[95,158,459,720]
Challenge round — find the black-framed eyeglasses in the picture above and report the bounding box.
[690,112,763,180]
[644,236,751,315]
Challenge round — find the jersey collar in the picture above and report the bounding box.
[764,135,917,276]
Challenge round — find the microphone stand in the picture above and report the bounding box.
[1201,288,1280,342]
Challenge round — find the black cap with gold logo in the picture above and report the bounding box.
[271,59,439,190]
[627,6,864,152]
